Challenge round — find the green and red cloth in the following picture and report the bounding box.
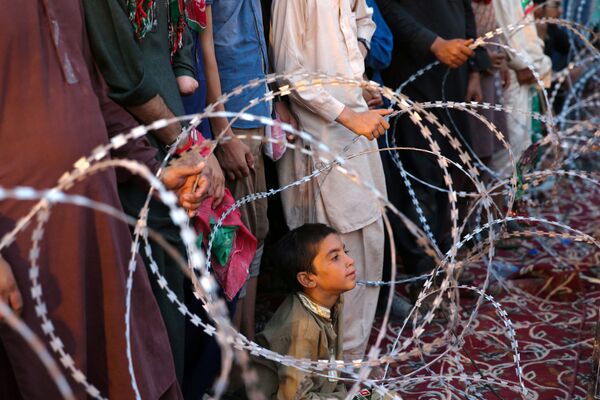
[127,0,207,56]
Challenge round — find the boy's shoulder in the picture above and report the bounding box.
[259,293,323,348]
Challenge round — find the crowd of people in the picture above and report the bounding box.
[0,0,570,399]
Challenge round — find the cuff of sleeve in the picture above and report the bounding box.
[322,100,346,123]
[357,26,376,44]
[173,66,196,79]
[112,73,160,107]
[508,57,529,71]
[416,30,438,59]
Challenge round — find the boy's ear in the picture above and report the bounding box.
[297,272,316,289]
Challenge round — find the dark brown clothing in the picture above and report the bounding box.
[0,1,180,398]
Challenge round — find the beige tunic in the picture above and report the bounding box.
[252,294,346,399]
[271,0,387,234]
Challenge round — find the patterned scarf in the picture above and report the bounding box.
[127,0,206,56]
[521,0,535,15]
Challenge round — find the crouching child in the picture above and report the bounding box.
[252,223,356,399]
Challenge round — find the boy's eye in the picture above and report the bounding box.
[332,254,339,261]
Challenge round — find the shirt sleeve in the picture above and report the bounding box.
[270,0,346,122]
[82,0,160,107]
[375,0,438,60]
[353,0,376,44]
[89,69,161,181]
[172,27,197,79]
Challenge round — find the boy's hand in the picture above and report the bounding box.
[0,256,22,322]
[431,37,474,68]
[336,107,392,140]
[215,135,254,181]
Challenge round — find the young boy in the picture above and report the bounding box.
[252,223,356,399]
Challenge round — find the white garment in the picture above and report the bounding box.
[491,70,534,175]
[492,0,552,76]
[270,0,386,358]
[271,0,386,234]
[491,0,552,173]
[338,218,383,360]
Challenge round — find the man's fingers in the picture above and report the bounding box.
[460,47,474,57]
[212,185,225,209]
[238,163,250,178]
[226,170,236,181]
[245,152,255,171]
[290,118,299,131]
[380,118,390,130]
[9,289,23,316]
[455,52,469,63]
[171,162,206,182]
[375,108,393,116]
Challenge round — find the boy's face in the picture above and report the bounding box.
[309,234,356,293]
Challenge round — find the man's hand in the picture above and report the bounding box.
[362,86,384,109]
[500,67,511,89]
[336,107,392,140]
[162,162,208,215]
[516,68,537,85]
[0,256,22,322]
[488,51,506,70]
[465,72,483,103]
[203,154,225,208]
[274,101,299,142]
[358,40,368,59]
[431,37,474,68]
[176,76,199,96]
[215,134,254,181]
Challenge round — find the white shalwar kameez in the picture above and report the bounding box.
[271,0,387,360]
[491,0,552,175]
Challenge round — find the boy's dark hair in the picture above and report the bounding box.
[270,223,338,292]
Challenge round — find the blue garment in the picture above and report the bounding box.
[182,30,213,139]
[365,0,393,84]
[210,0,270,129]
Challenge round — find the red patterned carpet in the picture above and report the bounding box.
[372,174,600,399]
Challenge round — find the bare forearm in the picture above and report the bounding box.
[125,95,182,145]
[201,5,233,139]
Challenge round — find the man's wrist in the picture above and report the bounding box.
[430,36,444,55]
[357,37,370,51]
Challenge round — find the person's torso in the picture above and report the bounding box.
[211,0,270,125]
